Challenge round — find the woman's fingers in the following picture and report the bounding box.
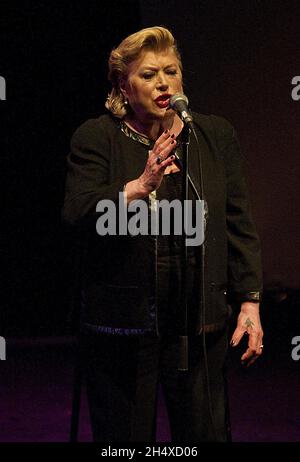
[153,129,171,149]
[139,132,177,193]
[241,345,263,367]
[160,154,176,168]
[151,130,176,162]
[230,326,247,347]
[153,139,176,165]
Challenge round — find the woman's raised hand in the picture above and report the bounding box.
[137,129,177,194]
[124,129,177,203]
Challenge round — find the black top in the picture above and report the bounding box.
[62,112,263,334]
[120,120,196,257]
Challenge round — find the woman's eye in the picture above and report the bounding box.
[143,73,154,79]
[166,69,177,75]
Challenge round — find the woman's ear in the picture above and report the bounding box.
[119,78,128,100]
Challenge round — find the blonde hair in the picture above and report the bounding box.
[105,26,182,118]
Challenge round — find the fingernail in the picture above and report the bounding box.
[230,340,235,346]
[171,140,175,144]
[164,129,169,134]
[171,133,175,138]
[171,155,175,159]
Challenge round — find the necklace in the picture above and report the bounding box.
[119,120,152,146]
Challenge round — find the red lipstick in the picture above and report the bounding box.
[155,93,171,108]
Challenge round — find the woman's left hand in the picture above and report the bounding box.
[124,129,177,203]
[230,302,264,366]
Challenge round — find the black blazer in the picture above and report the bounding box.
[62,112,263,335]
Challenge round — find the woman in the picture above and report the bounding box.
[63,26,263,442]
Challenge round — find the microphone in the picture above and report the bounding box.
[169,93,194,128]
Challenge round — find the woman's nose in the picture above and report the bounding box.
[156,73,169,90]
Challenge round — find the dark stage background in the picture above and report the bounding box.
[1,0,300,445]
[1,0,300,337]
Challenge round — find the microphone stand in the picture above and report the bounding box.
[178,123,190,371]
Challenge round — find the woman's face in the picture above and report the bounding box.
[121,48,183,125]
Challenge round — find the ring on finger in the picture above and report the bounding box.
[156,155,162,164]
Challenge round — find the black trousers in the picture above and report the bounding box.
[84,329,229,442]
[83,253,230,442]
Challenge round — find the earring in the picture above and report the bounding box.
[124,99,128,105]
